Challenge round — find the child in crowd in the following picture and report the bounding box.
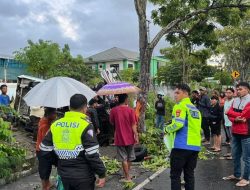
[209,96,222,152]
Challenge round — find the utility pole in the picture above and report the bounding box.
[4,59,9,83]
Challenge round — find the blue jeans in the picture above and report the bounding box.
[232,136,250,180]
[156,114,165,130]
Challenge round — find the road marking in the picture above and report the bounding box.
[132,167,167,190]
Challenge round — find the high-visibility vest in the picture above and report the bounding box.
[165,97,202,151]
[51,111,89,159]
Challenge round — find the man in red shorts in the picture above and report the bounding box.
[110,93,139,182]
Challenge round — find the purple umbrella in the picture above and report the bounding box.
[97,82,141,95]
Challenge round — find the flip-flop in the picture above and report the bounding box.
[236,180,249,187]
[223,175,241,181]
[219,156,233,160]
[223,154,232,157]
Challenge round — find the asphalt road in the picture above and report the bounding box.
[142,159,249,190]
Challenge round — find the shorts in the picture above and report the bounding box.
[117,145,135,162]
[210,122,221,136]
[37,151,57,180]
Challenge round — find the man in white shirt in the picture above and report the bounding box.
[223,88,235,146]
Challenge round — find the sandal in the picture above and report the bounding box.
[223,175,241,181]
[219,156,233,160]
[223,153,231,157]
[236,179,249,187]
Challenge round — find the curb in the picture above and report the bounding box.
[0,156,38,187]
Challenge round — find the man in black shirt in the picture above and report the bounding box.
[155,94,166,130]
[87,99,100,135]
[40,94,106,190]
[191,90,200,107]
[198,87,211,144]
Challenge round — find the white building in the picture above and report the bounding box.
[207,54,225,67]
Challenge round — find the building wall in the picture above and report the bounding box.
[88,57,168,78]
[0,58,28,82]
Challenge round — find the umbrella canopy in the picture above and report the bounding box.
[97,82,141,96]
[24,77,96,108]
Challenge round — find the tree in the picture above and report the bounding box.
[119,68,140,84]
[214,70,233,85]
[157,45,217,85]
[134,0,249,131]
[14,40,101,85]
[14,40,61,78]
[217,10,250,81]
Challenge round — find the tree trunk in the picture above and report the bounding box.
[135,0,153,132]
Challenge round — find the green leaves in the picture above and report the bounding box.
[157,43,217,84]
[14,40,101,85]
[216,10,250,81]
[149,0,249,48]
[0,118,13,143]
[0,144,26,179]
[100,156,120,175]
[0,112,26,180]
[119,68,140,84]
[214,71,233,85]
[14,40,61,78]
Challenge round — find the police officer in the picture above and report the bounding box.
[40,94,106,190]
[164,84,201,190]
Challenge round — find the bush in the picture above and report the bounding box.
[0,116,26,179]
[0,144,26,179]
[0,118,13,142]
[140,123,169,171]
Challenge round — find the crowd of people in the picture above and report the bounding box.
[1,81,250,190]
[164,82,250,190]
[36,93,139,190]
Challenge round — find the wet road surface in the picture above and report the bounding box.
[143,159,249,190]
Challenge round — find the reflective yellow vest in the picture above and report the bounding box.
[164,97,202,151]
[51,111,89,159]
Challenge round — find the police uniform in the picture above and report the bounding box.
[164,97,201,190]
[40,111,106,190]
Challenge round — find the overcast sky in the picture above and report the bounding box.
[0,0,170,58]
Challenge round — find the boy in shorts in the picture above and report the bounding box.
[110,94,139,183]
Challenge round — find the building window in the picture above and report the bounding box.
[128,64,133,68]
[110,64,119,71]
[99,65,103,68]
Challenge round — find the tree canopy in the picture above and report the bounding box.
[216,10,250,81]
[14,40,101,86]
[134,0,249,130]
[157,43,217,85]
